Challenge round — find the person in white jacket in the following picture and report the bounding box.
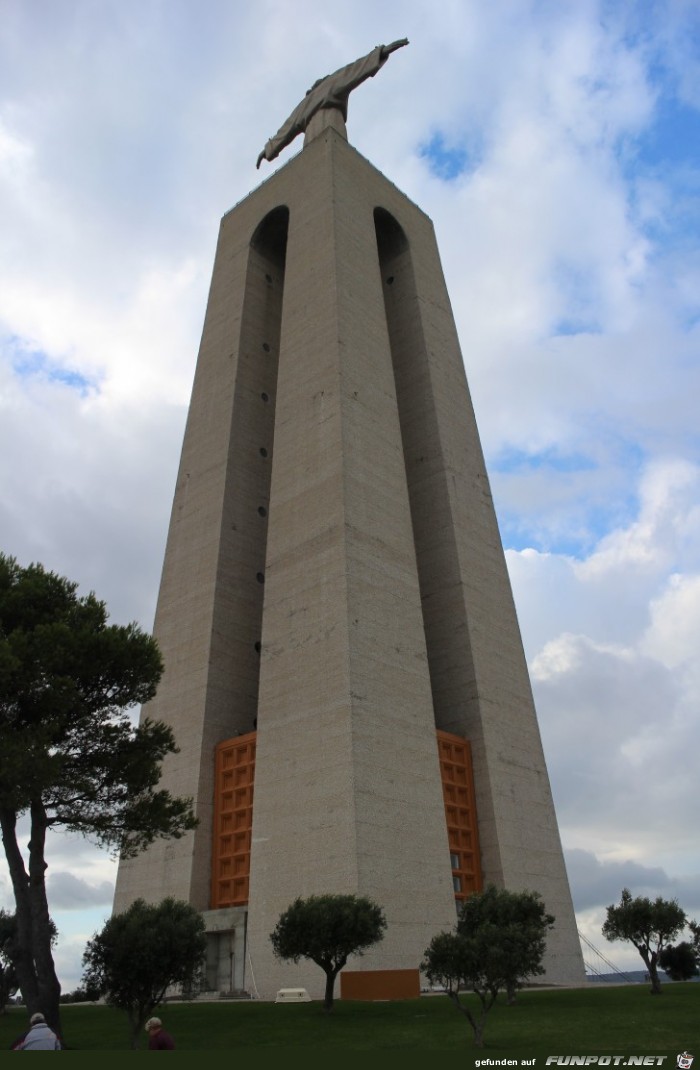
[14,1012,62,1050]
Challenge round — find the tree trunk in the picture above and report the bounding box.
[129,1009,142,1049]
[474,992,494,1048]
[0,807,40,1014]
[448,990,482,1046]
[640,947,663,995]
[648,957,663,995]
[323,968,338,1011]
[27,802,63,1035]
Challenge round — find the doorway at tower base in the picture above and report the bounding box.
[200,907,248,995]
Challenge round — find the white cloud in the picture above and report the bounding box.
[51,927,104,995]
[564,848,699,914]
[578,459,700,579]
[0,116,34,194]
[47,873,114,911]
[643,572,700,668]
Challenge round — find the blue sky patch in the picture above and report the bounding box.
[492,446,597,474]
[550,261,603,336]
[626,91,700,248]
[490,438,644,557]
[553,318,603,337]
[10,343,95,396]
[419,131,472,180]
[496,492,639,559]
[499,520,587,558]
[635,93,700,171]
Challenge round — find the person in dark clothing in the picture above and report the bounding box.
[145,1017,175,1050]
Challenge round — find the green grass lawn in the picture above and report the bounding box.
[0,984,697,1052]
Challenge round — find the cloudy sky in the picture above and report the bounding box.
[1,0,699,989]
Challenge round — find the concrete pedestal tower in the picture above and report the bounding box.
[114,56,585,999]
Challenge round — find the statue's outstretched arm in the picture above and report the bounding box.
[381,38,409,58]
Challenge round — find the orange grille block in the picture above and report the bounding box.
[211,731,257,909]
[436,730,483,901]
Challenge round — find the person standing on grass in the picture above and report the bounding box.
[145,1017,176,1050]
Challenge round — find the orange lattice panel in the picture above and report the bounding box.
[436,729,483,902]
[211,731,257,909]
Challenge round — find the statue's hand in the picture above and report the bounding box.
[383,38,409,55]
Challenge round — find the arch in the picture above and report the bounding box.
[374,206,478,740]
[251,205,290,261]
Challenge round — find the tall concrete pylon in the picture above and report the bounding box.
[114,119,585,999]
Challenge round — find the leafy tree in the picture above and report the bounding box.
[658,941,699,982]
[602,888,687,994]
[270,894,387,1011]
[0,553,197,1036]
[0,910,58,1014]
[422,886,555,1047]
[0,951,17,1012]
[478,886,555,1004]
[0,909,19,1012]
[59,987,95,1004]
[82,897,207,1049]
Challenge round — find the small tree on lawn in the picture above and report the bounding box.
[82,897,207,1049]
[270,894,387,1011]
[0,553,197,1037]
[602,888,688,995]
[474,886,554,1004]
[422,886,554,1048]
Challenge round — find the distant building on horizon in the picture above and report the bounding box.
[113,104,585,1000]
